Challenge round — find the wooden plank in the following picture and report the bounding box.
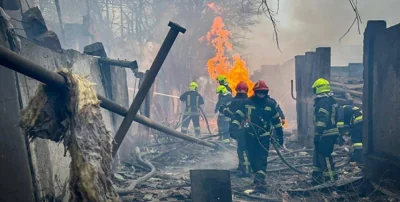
[331,81,363,90]
[331,86,363,97]
[345,93,354,105]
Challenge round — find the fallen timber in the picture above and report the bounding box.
[331,86,363,97]
[0,44,217,150]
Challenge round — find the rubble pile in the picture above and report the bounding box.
[330,77,363,107]
[112,137,397,202]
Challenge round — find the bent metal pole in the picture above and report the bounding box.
[112,21,186,156]
[0,45,217,150]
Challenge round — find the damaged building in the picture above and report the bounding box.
[1,1,400,202]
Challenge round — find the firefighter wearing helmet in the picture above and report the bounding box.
[311,78,340,184]
[337,105,363,164]
[219,81,251,177]
[179,82,204,136]
[215,85,233,144]
[216,75,232,93]
[230,80,284,192]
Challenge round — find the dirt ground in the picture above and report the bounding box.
[113,135,398,202]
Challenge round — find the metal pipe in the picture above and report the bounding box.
[98,58,138,70]
[290,80,296,100]
[54,0,66,43]
[112,21,186,156]
[0,45,217,150]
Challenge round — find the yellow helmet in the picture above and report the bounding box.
[216,75,228,85]
[312,78,331,94]
[189,82,198,91]
[216,85,228,94]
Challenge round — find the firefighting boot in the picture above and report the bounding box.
[311,171,324,185]
[252,171,268,193]
[253,181,268,193]
[236,166,251,178]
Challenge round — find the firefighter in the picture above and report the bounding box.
[219,81,251,177]
[179,82,204,136]
[337,105,363,164]
[311,78,340,184]
[216,75,232,93]
[215,85,233,144]
[230,80,284,191]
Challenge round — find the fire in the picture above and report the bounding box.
[202,4,254,96]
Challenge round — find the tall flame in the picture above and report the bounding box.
[202,4,254,96]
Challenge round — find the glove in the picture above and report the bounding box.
[281,119,286,125]
[218,105,226,113]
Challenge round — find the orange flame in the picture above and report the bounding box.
[202,4,254,96]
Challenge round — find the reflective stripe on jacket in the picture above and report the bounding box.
[313,94,339,136]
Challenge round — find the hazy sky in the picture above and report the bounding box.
[239,0,400,68]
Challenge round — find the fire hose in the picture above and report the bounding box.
[199,106,213,135]
[116,150,156,194]
[270,141,308,174]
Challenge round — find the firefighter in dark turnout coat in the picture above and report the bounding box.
[215,85,233,144]
[311,78,340,184]
[337,105,363,164]
[220,81,251,177]
[230,80,284,191]
[180,82,204,136]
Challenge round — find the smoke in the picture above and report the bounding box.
[240,0,400,68]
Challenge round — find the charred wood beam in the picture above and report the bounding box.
[331,81,363,90]
[0,45,217,151]
[98,58,138,71]
[345,93,354,105]
[54,0,66,43]
[331,86,362,97]
[112,22,186,157]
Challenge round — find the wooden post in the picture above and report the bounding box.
[295,55,306,144]
[304,51,315,147]
[190,169,232,202]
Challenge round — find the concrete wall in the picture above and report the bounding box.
[13,37,129,200]
[363,21,400,185]
[0,22,36,201]
[294,48,331,147]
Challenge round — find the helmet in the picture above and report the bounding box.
[216,75,228,85]
[216,85,228,94]
[189,82,198,91]
[253,80,269,92]
[235,81,248,93]
[312,78,330,94]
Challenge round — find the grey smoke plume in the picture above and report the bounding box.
[241,0,400,67]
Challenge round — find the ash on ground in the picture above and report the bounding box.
[113,136,397,202]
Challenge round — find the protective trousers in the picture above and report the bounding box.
[312,135,338,183]
[181,114,200,136]
[217,115,230,144]
[246,134,270,186]
[235,132,251,175]
[350,123,363,164]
